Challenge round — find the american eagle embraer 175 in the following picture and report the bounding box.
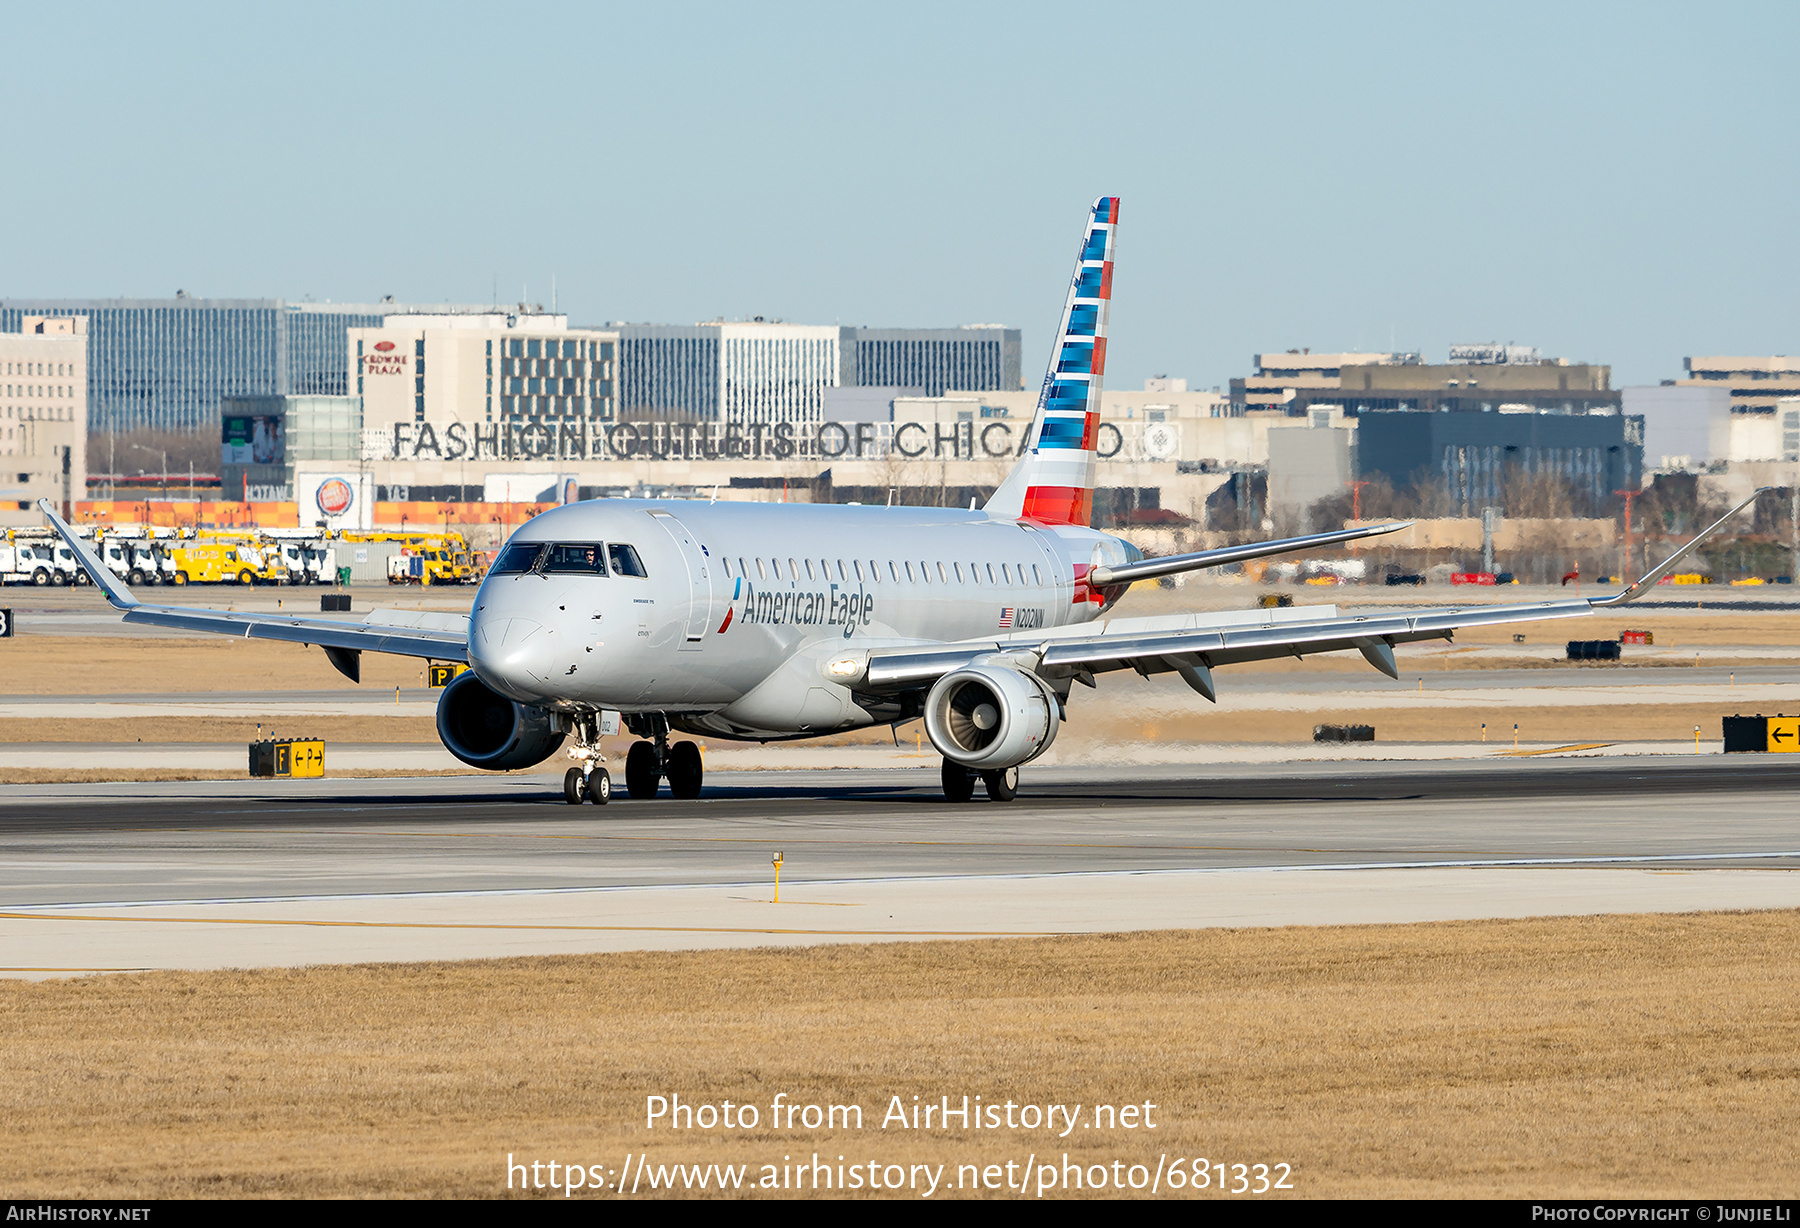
[43,198,1757,804]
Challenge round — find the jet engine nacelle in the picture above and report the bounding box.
[435,669,566,771]
[922,664,1060,770]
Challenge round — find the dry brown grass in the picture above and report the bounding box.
[0,637,436,694]
[0,717,438,744]
[1438,610,1799,648]
[2,911,1797,1198]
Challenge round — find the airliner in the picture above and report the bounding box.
[42,197,1756,804]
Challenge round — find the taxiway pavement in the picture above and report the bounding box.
[2,757,1797,976]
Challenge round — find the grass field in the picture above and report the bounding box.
[3,910,1797,1199]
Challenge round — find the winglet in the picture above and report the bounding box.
[1591,489,1763,608]
[37,498,139,610]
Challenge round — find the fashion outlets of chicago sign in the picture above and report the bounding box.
[381,417,1141,464]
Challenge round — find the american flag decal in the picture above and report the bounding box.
[998,608,1015,628]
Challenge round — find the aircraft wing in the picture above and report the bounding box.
[38,500,466,681]
[862,490,1762,698]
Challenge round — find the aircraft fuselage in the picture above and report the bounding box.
[468,499,1135,737]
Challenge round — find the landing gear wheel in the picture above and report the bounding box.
[667,740,703,799]
[625,741,660,800]
[563,767,585,805]
[587,768,611,805]
[941,758,975,803]
[982,767,1019,802]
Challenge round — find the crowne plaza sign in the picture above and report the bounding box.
[362,340,409,376]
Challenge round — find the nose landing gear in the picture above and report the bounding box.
[561,712,611,806]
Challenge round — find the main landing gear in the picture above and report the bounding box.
[941,758,1018,803]
[561,712,612,806]
[622,714,703,800]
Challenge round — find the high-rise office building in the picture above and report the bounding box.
[0,297,489,433]
[614,323,1021,423]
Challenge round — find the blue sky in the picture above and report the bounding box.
[2,1,1794,390]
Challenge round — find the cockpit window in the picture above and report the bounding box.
[492,542,546,574]
[543,543,608,575]
[608,543,648,577]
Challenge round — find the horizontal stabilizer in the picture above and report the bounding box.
[1086,521,1409,587]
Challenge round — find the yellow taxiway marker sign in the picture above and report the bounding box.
[1768,717,1800,753]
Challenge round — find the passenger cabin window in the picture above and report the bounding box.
[492,542,545,574]
[755,558,766,580]
[543,543,608,574]
[608,544,649,577]
[1032,565,1042,584]
[904,561,914,583]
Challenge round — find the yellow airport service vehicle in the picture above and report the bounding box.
[163,542,289,586]
[390,545,482,585]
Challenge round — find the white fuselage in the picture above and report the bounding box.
[468,499,1134,737]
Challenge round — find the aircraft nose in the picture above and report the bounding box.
[469,615,559,700]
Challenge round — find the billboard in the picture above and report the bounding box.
[222,415,284,465]
[294,471,373,530]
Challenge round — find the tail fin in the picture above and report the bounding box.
[984,196,1118,525]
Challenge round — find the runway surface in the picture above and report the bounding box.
[4,755,1800,900]
[2,756,1799,976]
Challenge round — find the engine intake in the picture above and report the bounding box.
[923,664,1060,769]
[435,669,566,771]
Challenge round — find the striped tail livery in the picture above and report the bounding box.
[985,195,1118,527]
